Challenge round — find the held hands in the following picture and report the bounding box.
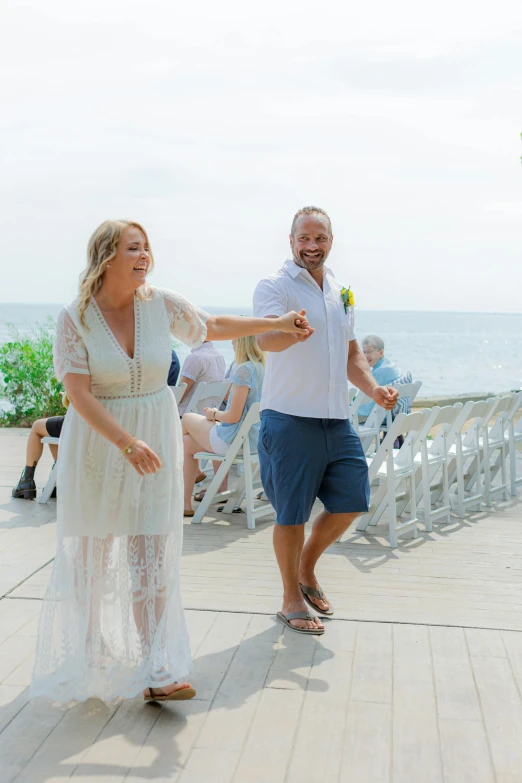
[204,407,218,422]
[123,439,162,475]
[276,309,315,341]
[372,385,399,411]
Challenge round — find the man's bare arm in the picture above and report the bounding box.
[256,314,315,353]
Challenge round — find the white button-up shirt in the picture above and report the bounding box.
[253,259,355,419]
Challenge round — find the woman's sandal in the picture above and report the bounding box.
[144,683,197,702]
[193,489,206,503]
[195,471,207,484]
[183,509,195,517]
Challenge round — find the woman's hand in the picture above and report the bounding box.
[274,310,314,338]
[204,407,218,422]
[123,439,162,475]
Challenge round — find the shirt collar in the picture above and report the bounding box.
[283,258,334,279]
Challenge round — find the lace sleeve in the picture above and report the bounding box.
[230,363,255,389]
[157,288,209,348]
[53,309,90,382]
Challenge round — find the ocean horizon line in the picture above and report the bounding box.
[1,302,521,318]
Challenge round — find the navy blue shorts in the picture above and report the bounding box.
[258,410,370,526]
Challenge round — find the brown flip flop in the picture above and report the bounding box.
[299,583,334,616]
[183,509,195,517]
[195,471,207,484]
[144,684,196,702]
[276,610,325,635]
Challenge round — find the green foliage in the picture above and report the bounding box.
[0,318,65,427]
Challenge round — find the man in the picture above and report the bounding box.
[358,334,400,417]
[177,340,226,417]
[254,206,398,634]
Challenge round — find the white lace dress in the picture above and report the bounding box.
[30,287,208,702]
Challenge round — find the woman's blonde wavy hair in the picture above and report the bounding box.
[234,334,266,369]
[77,220,154,327]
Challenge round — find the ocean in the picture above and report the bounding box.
[1,303,521,399]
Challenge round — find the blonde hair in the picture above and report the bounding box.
[77,219,154,327]
[234,335,266,369]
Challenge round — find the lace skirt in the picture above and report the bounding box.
[30,386,191,702]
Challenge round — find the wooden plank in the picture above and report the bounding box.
[178,748,240,783]
[193,615,279,754]
[232,688,304,783]
[14,698,119,783]
[439,718,495,783]
[340,701,391,783]
[0,684,27,734]
[392,709,443,783]
[350,622,392,704]
[190,612,251,702]
[393,624,436,713]
[286,647,353,783]
[466,628,506,657]
[0,698,69,783]
[470,655,522,779]
[265,624,317,691]
[126,699,211,783]
[430,626,482,721]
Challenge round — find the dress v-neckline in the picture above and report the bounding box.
[91,295,139,362]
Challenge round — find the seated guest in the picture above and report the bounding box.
[12,415,65,500]
[181,335,265,517]
[359,334,400,417]
[167,348,181,386]
[177,340,226,416]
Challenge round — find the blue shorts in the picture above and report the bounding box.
[258,410,370,526]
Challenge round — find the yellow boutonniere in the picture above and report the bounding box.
[340,286,354,313]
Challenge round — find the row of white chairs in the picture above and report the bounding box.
[342,391,522,547]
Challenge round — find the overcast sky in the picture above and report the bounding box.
[1,0,521,312]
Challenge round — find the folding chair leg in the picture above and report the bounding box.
[243,442,255,530]
[192,458,232,524]
[510,435,517,496]
[421,446,432,532]
[38,463,58,504]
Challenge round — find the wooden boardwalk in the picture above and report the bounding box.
[1,427,522,782]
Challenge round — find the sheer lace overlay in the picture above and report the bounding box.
[31,287,208,703]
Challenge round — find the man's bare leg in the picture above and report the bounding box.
[299,511,360,612]
[273,524,324,631]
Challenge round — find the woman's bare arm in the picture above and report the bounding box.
[204,385,249,425]
[63,373,161,473]
[205,310,312,342]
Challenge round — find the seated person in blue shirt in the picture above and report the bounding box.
[181,335,265,517]
[359,334,400,417]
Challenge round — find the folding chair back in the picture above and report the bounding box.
[170,382,187,406]
[185,380,232,414]
[506,392,522,496]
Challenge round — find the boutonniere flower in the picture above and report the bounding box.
[340,286,354,313]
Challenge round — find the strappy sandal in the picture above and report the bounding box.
[193,489,206,502]
[183,509,195,517]
[144,683,197,702]
[195,471,207,484]
[299,583,334,616]
[276,610,325,635]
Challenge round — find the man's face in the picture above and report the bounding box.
[363,344,384,368]
[290,215,333,273]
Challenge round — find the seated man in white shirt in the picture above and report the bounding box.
[177,340,227,417]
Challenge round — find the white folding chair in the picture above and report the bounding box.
[479,394,512,507]
[185,380,232,414]
[506,392,522,497]
[417,404,462,530]
[192,403,273,529]
[170,382,187,406]
[37,437,60,504]
[448,399,497,518]
[353,409,432,547]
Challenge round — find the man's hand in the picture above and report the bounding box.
[292,309,315,342]
[372,385,399,410]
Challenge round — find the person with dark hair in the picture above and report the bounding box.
[254,206,398,635]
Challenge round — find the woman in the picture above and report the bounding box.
[182,335,265,515]
[30,219,311,703]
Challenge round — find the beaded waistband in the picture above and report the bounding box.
[94,386,167,401]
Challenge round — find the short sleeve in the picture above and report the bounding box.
[156,287,209,348]
[180,353,202,382]
[253,278,287,318]
[53,309,90,382]
[231,363,255,389]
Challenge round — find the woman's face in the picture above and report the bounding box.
[107,226,150,289]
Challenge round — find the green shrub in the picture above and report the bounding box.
[0,318,65,427]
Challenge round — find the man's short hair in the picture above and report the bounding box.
[362,334,384,351]
[291,206,332,236]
